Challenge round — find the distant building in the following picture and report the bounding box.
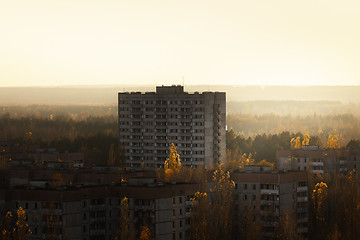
[0,175,199,240]
[276,147,360,176]
[231,167,309,240]
[118,85,226,169]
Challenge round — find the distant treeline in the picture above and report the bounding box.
[1,105,360,165]
[227,100,360,116]
[227,113,360,146]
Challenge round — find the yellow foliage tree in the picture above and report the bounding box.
[209,164,235,240]
[191,192,209,240]
[290,137,302,149]
[115,197,131,240]
[312,182,328,222]
[164,143,182,181]
[302,132,310,146]
[327,134,340,149]
[226,153,255,170]
[1,212,13,240]
[138,225,152,240]
[14,206,32,240]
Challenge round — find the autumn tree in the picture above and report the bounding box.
[14,207,32,240]
[237,202,261,240]
[277,209,299,240]
[44,203,61,240]
[311,181,328,239]
[333,171,360,240]
[115,197,132,240]
[302,132,310,146]
[208,164,235,240]
[190,192,209,240]
[138,225,152,240]
[158,143,182,182]
[291,137,302,149]
[327,134,340,149]
[164,143,181,173]
[226,153,255,170]
[1,212,13,240]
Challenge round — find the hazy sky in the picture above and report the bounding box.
[1,0,360,87]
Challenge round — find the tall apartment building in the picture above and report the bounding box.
[118,85,226,169]
[231,167,309,240]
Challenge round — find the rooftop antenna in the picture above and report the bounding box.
[182,76,184,87]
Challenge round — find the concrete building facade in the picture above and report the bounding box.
[276,147,360,176]
[0,181,199,240]
[118,85,226,169]
[231,168,309,240]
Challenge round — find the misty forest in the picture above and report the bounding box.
[1,102,360,240]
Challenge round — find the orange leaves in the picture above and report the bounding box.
[162,143,182,182]
[290,137,302,149]
[302,132,310,146]
[164,143,182,173]
[210,164,235,199]
[138,225,152,240]
[327,134,340,149]
[312,182,328,222]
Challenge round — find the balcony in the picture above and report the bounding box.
[297,197,308,202]
[90,205,106,211]
[260,189,279,195]
[311,162,324,167]
[90,229,105,236]
[42,209,63,215]
[263,221,279,227]
[134,205,154,211]
[185,201,193,206]
[312,170,324,174]
[297,186,308,192]
[260,211,279,217]
[90,217,106,223]
[260,200,279,206]
[298,227,308,233]
[186,212,191,218]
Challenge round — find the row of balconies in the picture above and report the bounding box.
[89,205,106,211]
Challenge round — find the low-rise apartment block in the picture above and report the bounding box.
[231,167,309,240]
[277,146,360,176]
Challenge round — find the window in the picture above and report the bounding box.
[244,184,247,190]
[179,209,182,215]
[253,184,256,190]
[180,221,183,227]
[179,197,182,203]
[179,232,183,239]
[34,202,37,209]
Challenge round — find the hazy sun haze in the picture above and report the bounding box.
[1,0,360,87]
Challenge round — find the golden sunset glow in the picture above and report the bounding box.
[1,0,360,86]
